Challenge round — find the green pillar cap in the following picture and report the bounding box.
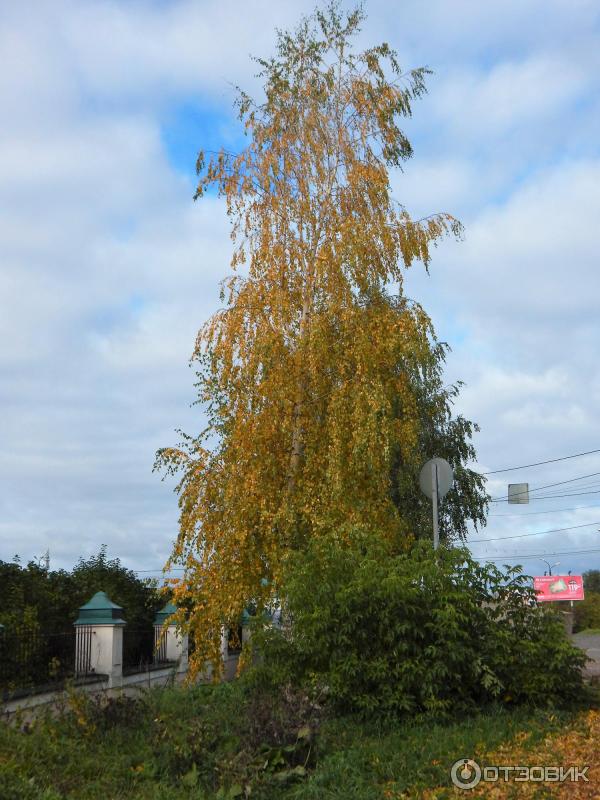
[154,601,178,626]
[74,591,127,626]
[242,607,275,626]
[241,579,272,626]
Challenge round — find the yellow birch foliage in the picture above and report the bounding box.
[155,4,463,678]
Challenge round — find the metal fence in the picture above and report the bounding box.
[0,623,178,696]
[75,625,93,675]
[122,626,173,675]
[122,627,155,675]
[0,629,76,696]
[154,626,167,663]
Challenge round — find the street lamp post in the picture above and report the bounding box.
[539,559,560,576]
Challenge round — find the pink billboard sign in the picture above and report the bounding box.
[533,575,584,602]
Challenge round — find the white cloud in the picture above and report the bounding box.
[58,0,311,103]
[451,159,600,340]
[367,0,600,65]
[433,55,589,138]
[392,158,494,219]
[1,0,599,576]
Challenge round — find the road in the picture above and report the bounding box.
[572,632,600,679]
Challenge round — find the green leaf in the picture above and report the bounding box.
[181,763,198,787]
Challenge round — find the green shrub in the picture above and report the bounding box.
[144,679,322,796]
[248,535,587,718]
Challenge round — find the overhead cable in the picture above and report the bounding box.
[481,447,600,475]
[470,545,600,561]
[469,520,600,543]
[514,490,600,501]
[489,503,600,517]
[490,471,600,502]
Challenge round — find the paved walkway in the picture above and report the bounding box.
[572,632,600,679]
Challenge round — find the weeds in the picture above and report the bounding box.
[0,681,597,800]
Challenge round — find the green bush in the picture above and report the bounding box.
[249,536,587,718]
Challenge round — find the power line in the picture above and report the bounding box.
[132,507,600,573]
[482,447,600,475]
[489,503,600,517]
[537,480,600,496]
[522,490,600,500]
[490,471,600,502]
[135,520,600,572]
[133,568,184,574]
[469,521,600,544]
[129,461,600,573]
[132,540,600,575]
[470,545,600,561]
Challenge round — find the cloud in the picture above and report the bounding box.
[432,56,590,139]
[367,0,600,64]
[55,0,312,104]
[400,152,600,578]
[0,0,599,578]
[392,158,492,219]
[448,159,600,345]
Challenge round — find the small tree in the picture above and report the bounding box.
[583,570,600,593]
[574,592,600,633]
[248,537,587,717]
[156,3,485,676]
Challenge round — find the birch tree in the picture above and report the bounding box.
[156,3,479,677]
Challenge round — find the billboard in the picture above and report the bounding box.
[533,575,584,602]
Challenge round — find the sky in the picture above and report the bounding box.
[1,0,599,582]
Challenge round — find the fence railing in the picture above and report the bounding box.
[75,625,93,675]
[154,626,167,663]
[0,592,217,704]
[0,629,77,696]
[0,624,183,697]
[227,624,244,656]
[122,627,154,675]
[122,626,174,676]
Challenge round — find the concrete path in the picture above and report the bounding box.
[571,632,600,679]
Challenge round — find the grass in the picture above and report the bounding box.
[1,679,597,800]
[287,707,583,800]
